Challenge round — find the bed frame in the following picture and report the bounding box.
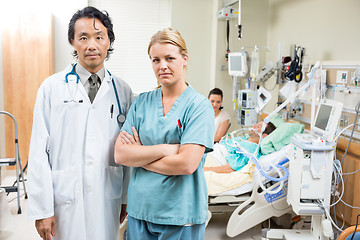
[207,163,291,238]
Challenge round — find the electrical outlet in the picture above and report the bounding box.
[336,71,348,84]
[292,102,304,116]
[298,103,304,115]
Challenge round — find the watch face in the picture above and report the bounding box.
[118,114,126,123]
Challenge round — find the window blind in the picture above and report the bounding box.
[88,0,171,94]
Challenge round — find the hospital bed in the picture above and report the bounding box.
[205,122,304,237]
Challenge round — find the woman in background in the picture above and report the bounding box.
[208,88,230,142]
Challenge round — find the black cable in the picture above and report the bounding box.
[350,213,360,240]
[262,77,278,92]
[225,19,230,61]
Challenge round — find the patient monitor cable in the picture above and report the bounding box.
[223,129,289,194]
[331,102,360,232]
[225,129,289,183]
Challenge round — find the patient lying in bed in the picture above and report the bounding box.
[204,122,276,173]
[204,116,304,195]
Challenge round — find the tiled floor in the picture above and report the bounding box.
[0,170,263,240]
[205,212,262,239]
[0,170,40,240]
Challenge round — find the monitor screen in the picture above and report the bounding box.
[311,99,343,141]
[314,104,332,131]
[228,52,247,77]
[230,55,243,71]
[259,93,267,102]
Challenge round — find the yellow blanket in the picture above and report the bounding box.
[204,154,255,195]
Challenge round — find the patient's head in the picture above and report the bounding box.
[249,122,276,143]
[252,121,264,132]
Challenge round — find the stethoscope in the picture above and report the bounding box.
[64,63,126,124]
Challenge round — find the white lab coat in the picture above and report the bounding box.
[27,64,133,240]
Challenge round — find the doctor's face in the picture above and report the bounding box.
[149,43,188,88]
[71,17,110,74]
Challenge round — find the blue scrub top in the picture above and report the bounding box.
[121,87,214,225]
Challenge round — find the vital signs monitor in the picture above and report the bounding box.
[228,52,247,77]
[311,98,343,141]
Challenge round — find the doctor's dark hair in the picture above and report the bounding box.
[208,88,224,110]
[68,6,115,59]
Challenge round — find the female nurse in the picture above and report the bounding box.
[114,28,215,240]
[208,88,230,142]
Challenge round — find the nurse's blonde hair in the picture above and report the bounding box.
[147,27,189,87]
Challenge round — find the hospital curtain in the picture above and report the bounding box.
[88,0,171,94]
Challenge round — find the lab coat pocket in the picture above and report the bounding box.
[51,169,79,206]
[105,166,123,199]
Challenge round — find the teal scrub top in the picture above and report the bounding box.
[221,136,261,171]
[121,87,215,225]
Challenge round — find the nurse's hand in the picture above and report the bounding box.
[35,216,55,240]
[120,127,141,145]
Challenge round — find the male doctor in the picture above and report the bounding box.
[27,6,133,240]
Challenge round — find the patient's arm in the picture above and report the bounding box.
[143,144,205,175]
[114,128,179,167]
[204,164,235,173]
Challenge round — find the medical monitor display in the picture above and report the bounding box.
[230,56,242,71]
[228,52,247,77]
[311,99,343,141]
[314,104,332,131]
[259,93,267,102]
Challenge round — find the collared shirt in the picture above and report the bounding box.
[75,63,105,95]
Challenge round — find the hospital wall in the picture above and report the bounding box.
[265,0,360,113]
[52,0,88,73]
[212,0,360,131]
[170,0,214,97]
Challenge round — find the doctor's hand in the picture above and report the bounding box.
[120,127,141,145]
[35,216,55,240]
